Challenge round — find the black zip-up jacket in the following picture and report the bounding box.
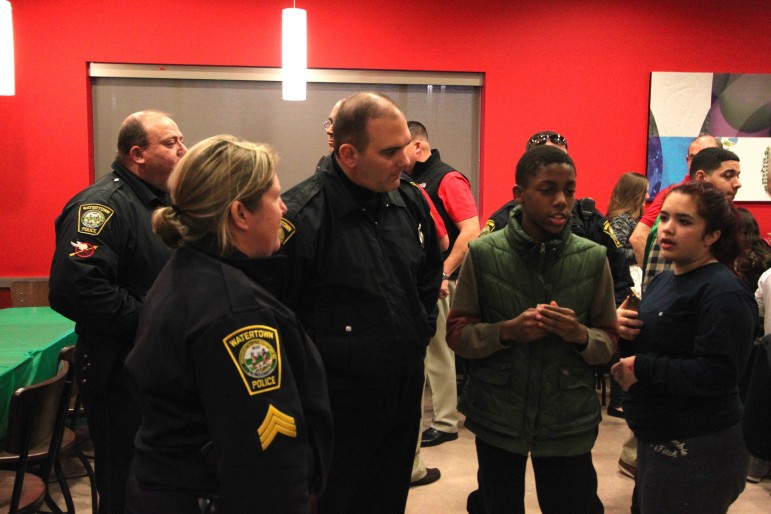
[49,162,172,388]
[126,242,334,512]
[275,157,443,385]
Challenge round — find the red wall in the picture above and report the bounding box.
[1,0,769,278]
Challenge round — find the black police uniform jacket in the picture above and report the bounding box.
[275,157,443,386]
[125,239,334,513]
[482,199,634,306]
[49,162,172,389]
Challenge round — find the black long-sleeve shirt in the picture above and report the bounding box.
[623,262,757,443]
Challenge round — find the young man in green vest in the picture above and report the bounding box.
[447,145,619,514]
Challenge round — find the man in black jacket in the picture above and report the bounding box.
[275,92,443,514]
[49,110,186,513]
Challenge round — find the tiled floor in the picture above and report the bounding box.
[407,380,771,513]
[52,378,771,513]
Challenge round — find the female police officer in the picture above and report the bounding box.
[125,135,333,513]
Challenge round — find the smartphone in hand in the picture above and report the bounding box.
[626,289,641,312]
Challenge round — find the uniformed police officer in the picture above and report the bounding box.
[124,135,333,513]
[49,110,186,513]
[276,92,443,513]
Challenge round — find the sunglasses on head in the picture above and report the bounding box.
[527,133,568,150]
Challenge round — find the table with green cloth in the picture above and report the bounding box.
[0,307,76,438]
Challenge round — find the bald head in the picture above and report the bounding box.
[333,92,410,193]
[686,135,722,171]
[333,92,404,156]
[116,110,187,191]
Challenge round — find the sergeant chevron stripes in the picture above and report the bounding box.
[258,404,297,450]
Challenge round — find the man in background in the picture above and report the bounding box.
[629,134,722,270]
[406,121,480,486]
[316,99,344,173]
[50,110,187,513]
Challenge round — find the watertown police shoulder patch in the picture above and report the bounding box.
[223,325,282,396]
[603,220,622,248]
[77,204,115,236]
[279,218,295,246]
[480,219,496,236]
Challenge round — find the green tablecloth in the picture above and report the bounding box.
[0,307,77,437]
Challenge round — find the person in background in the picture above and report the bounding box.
[744,306,771,483]
[757,269,771,342]
[735,206,771,484]
[124,135,333,513]
[735,207,771,291]
[275,92,443,513]
[743,177,771,485]
[49,110,187,513]
[613,180,757,514]
[606,172,649,279]
[405,121,479,487]
[448,145,618,514]
[316,99,344,173]
[604,172,649,419]
[629,134,722,272]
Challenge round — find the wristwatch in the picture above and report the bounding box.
[442,273,450,281]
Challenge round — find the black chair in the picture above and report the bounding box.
[0,361,69,514]
[58,346,97,514]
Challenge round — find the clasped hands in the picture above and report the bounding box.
[499,301,588,345]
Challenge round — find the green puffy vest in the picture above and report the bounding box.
[460,208,607,457]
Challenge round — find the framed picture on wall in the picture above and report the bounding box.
[646,72,770,201]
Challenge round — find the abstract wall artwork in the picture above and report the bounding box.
[647,72,770,201]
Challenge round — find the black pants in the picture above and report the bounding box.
[470,437,604,514]
[318,363,424,514]
[80,376,142,514]
[636,423,748,514]
[743,336,771,459]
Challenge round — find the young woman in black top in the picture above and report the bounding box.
[612,180,757,514]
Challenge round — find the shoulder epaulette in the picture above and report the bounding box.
[281,175,324,218]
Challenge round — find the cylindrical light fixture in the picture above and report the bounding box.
[0,0,14,96]
[282,7,306,101]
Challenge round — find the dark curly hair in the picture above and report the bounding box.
[735,207,771,288]
[667,181,743,269]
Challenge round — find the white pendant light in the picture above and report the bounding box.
[0,0,14,96]
[282,6,306,101]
